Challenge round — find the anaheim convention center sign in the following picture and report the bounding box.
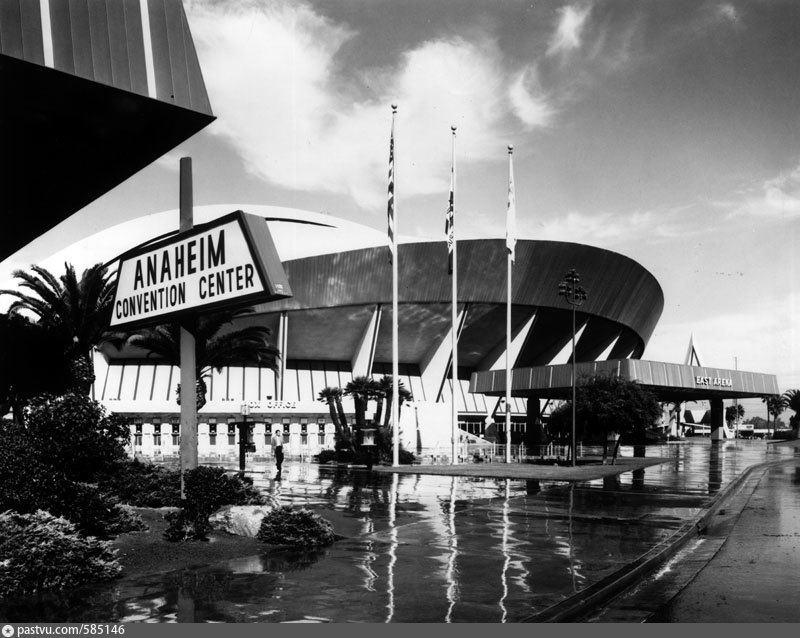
[110,210,292,329]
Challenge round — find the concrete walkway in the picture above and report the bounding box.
[574,440,800,623]
[647,455,800,622]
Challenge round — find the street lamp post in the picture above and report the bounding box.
[558,269,587,467]
[239,403,251,474]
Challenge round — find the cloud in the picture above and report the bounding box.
[531,205,702,246]
[716,3,741,25]
[186,1,555,211]
[725,163,800,218]
[509,69,556,129]
[646,291,800,388]
[547,4,593,56]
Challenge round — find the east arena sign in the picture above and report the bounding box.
[110,211,292,329]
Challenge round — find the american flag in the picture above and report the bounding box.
[446,161,454,275]
[387,115,395,264]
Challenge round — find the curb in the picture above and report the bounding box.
[521,458,778,623]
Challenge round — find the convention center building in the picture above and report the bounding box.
[2,0,779,462]
[47,203,667,460]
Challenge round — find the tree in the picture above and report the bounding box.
[344,376,378,431]
[0,314,72,424]
[762,395,786,438]
[105,308,280,410]
[0,263,115,393]
[550,375,661,464]
[725,404,745,427]
[373,375,412,431]
[373,376,392,427]
[781,389,800,436]
[317,386,353,451]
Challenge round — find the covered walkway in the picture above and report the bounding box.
[470,358,780,441]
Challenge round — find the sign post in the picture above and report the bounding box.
[110,159,293,500]
[179,159,197,497]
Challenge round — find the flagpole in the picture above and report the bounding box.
[505,145,515,464]
[390,104,400,467]
[450,125,459,465]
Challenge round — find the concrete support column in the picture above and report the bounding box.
[525,397,544,449]
[670,402,682,438]
[710,398,724,442]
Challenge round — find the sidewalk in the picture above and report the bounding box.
[578,440,800,623]
[647,455,800,622]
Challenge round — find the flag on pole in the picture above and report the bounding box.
[445,141,455,275]
[387,110,396,264]
[506,145,517,263]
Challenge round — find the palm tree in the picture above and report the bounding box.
[383,383,413,430]
[725,404,745,428]
[1,263,115,393]
[762,395,786,438]
[344,376,378,430]
[373,375,392,427]
[318,386,353,450]
[781,389,800,436]
[105,308,279,410]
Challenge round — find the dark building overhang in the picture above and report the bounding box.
[0,0,215,261]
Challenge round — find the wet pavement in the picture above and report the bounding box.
[1,439,797,623]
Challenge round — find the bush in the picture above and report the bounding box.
[98,459,181,508]
[314,446,415,466]
[0,425,143,539]
[23,392,129,482]
[257,506,337,548]
[164,466,266,542]
[314,449,338,464]
[0,510,121,597]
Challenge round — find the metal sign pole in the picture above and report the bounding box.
[179,157,198,500]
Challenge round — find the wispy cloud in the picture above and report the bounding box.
[724,163,800,218]
[647,291,800,385]
[716,3,742,26]
[530,205,704,246]
[547,4,593,56]
[509,69,556,130]
[187,0,555,211]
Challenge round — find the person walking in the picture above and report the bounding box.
[270,429,285,479]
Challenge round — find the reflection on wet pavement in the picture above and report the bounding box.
[1,440,795,623]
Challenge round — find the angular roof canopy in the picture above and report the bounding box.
[470,359,780,401]
[0,0,215,260]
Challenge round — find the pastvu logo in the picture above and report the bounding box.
[2,625,14,637]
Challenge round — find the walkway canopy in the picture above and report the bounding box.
[469,359,780,403]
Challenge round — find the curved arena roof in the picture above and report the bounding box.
[82,206,663,376]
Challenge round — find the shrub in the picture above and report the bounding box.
[0,510,121,597]
[164,466,266,542]
[0,425,143,539]
[98,459,181,508]
[257,506,337,548]
[23,392,129,482]
[314,449,338,464]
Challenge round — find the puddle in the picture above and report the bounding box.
[1,440,793,622]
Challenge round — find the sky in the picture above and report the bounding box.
[2,0,800,415]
